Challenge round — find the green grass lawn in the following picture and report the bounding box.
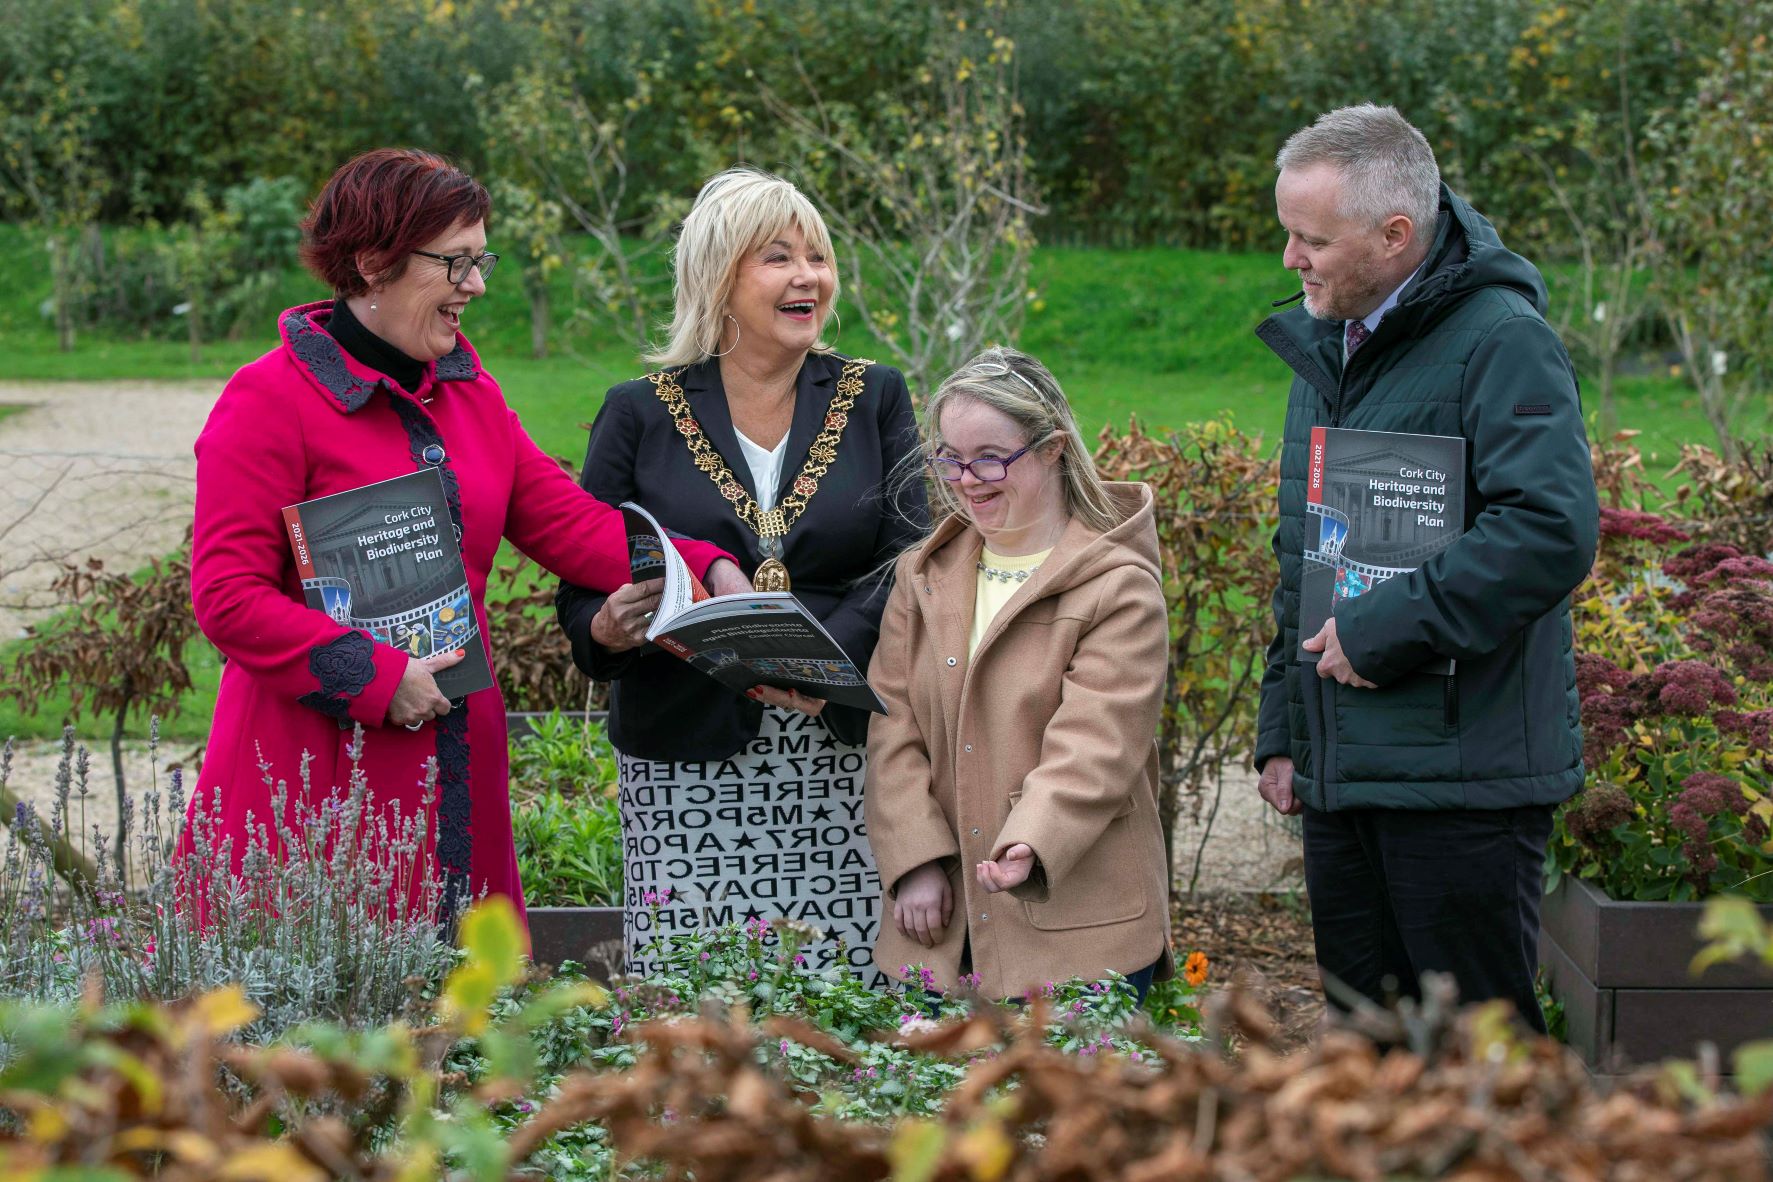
[0,227,1762,741]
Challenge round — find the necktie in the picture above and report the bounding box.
[1345,319,1372,356]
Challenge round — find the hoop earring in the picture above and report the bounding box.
[710,313,740,358]
[823,308,842,351]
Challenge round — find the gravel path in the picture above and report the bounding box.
[0,380,220,640]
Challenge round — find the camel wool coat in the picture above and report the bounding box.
[866,482,1174,996]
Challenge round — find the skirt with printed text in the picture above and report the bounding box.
[617,705,886,987]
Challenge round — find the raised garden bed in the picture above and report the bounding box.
[527,905,624,977]
[1540,876,1773,1075]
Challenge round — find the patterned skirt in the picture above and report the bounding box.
[616,706,886,986]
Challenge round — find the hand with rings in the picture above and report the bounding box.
[388,648,467,729]
[590,578,664,652]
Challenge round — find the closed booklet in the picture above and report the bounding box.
[282,468,493,699]
[622,501,887,714]
[1300,426,1467,675]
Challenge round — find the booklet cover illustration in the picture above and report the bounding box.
[1300,426,1467,676]
[282,468,493,700]
[621,502,887,714]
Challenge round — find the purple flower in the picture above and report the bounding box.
[1648,660,1737,716]
[1677,773,1748,818]
[1664,542,1745,583]
[1669,802,1707,843]
[1600,507,1689,545]
[1564,783,1633,847]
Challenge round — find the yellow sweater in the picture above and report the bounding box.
[969,546,1052,654]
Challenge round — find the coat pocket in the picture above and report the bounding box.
[1007,792,1149,932]
[1333,671,1462,784]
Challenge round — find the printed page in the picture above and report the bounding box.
[619,501,706,634]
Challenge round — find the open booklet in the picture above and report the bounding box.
[621,502,887,714]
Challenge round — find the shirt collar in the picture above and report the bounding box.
[1361,258,1425,334]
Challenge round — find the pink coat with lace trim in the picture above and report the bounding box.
[181,302,729,926]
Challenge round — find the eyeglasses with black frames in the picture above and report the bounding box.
[926,443,1039,483]
[412,249,500,285]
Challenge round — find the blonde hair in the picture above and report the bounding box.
[923,347,1123,535]
[645,166,841,369]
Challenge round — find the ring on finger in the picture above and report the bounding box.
[405,721,423,731]
[642,610,654,622]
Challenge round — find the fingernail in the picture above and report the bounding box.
[455,649,465,657]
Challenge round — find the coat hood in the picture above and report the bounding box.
[905,481,1160,600]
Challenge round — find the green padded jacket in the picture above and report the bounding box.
[1253,186,1599,812]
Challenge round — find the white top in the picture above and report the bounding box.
[736,429,790,512]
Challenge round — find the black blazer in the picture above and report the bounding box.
[555,351,928,760]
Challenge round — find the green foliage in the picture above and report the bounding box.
[1094,418,1278,873]
[1548,441,1773,902]
[1646,0,1773,459]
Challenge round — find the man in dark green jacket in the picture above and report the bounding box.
[1252,104,1598,1031]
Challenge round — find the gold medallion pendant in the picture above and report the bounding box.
[753,558,792,592]
[650,357,871,600]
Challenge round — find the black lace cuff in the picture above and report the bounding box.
[298,631,376,722]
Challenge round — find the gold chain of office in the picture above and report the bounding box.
[649,357,872,589]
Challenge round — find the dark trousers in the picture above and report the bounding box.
[1302,802,1555,1033]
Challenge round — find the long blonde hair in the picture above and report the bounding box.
[922,347,1123,535]
[645,166,840,369]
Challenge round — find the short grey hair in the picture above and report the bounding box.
[645,166,839,369]
[1276,104,1441,234]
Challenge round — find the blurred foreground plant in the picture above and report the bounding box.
[0,896,607,1180]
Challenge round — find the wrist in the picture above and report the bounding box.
[589,609,625,651]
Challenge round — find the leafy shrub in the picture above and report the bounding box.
[1093,416,1279,870]
[512,789,622,909]
[509,712,622,908]
[1550,441,1773,901]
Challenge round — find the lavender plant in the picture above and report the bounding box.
[0,724,456,1039]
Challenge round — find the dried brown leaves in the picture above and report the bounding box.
[566,990,1772,1182]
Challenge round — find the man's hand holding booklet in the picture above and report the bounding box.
[619,503,887,714]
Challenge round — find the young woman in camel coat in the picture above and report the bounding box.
[865,348,1173,999]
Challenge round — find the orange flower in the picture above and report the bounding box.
[1183,950,1209,988]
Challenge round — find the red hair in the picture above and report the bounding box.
[300,149,491,297]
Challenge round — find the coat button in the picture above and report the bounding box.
[979,913,988,921]
[964,744,972,752]
[946,657,957,666]
[421,443,445,465]
[924,585,933,594]
[971,827,980,836]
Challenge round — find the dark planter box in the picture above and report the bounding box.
[1540,877,1773,1074]
[527,906,624,978]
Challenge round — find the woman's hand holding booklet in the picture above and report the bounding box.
[618,503,888,714]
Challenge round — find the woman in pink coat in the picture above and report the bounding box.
[183,149,743,923]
